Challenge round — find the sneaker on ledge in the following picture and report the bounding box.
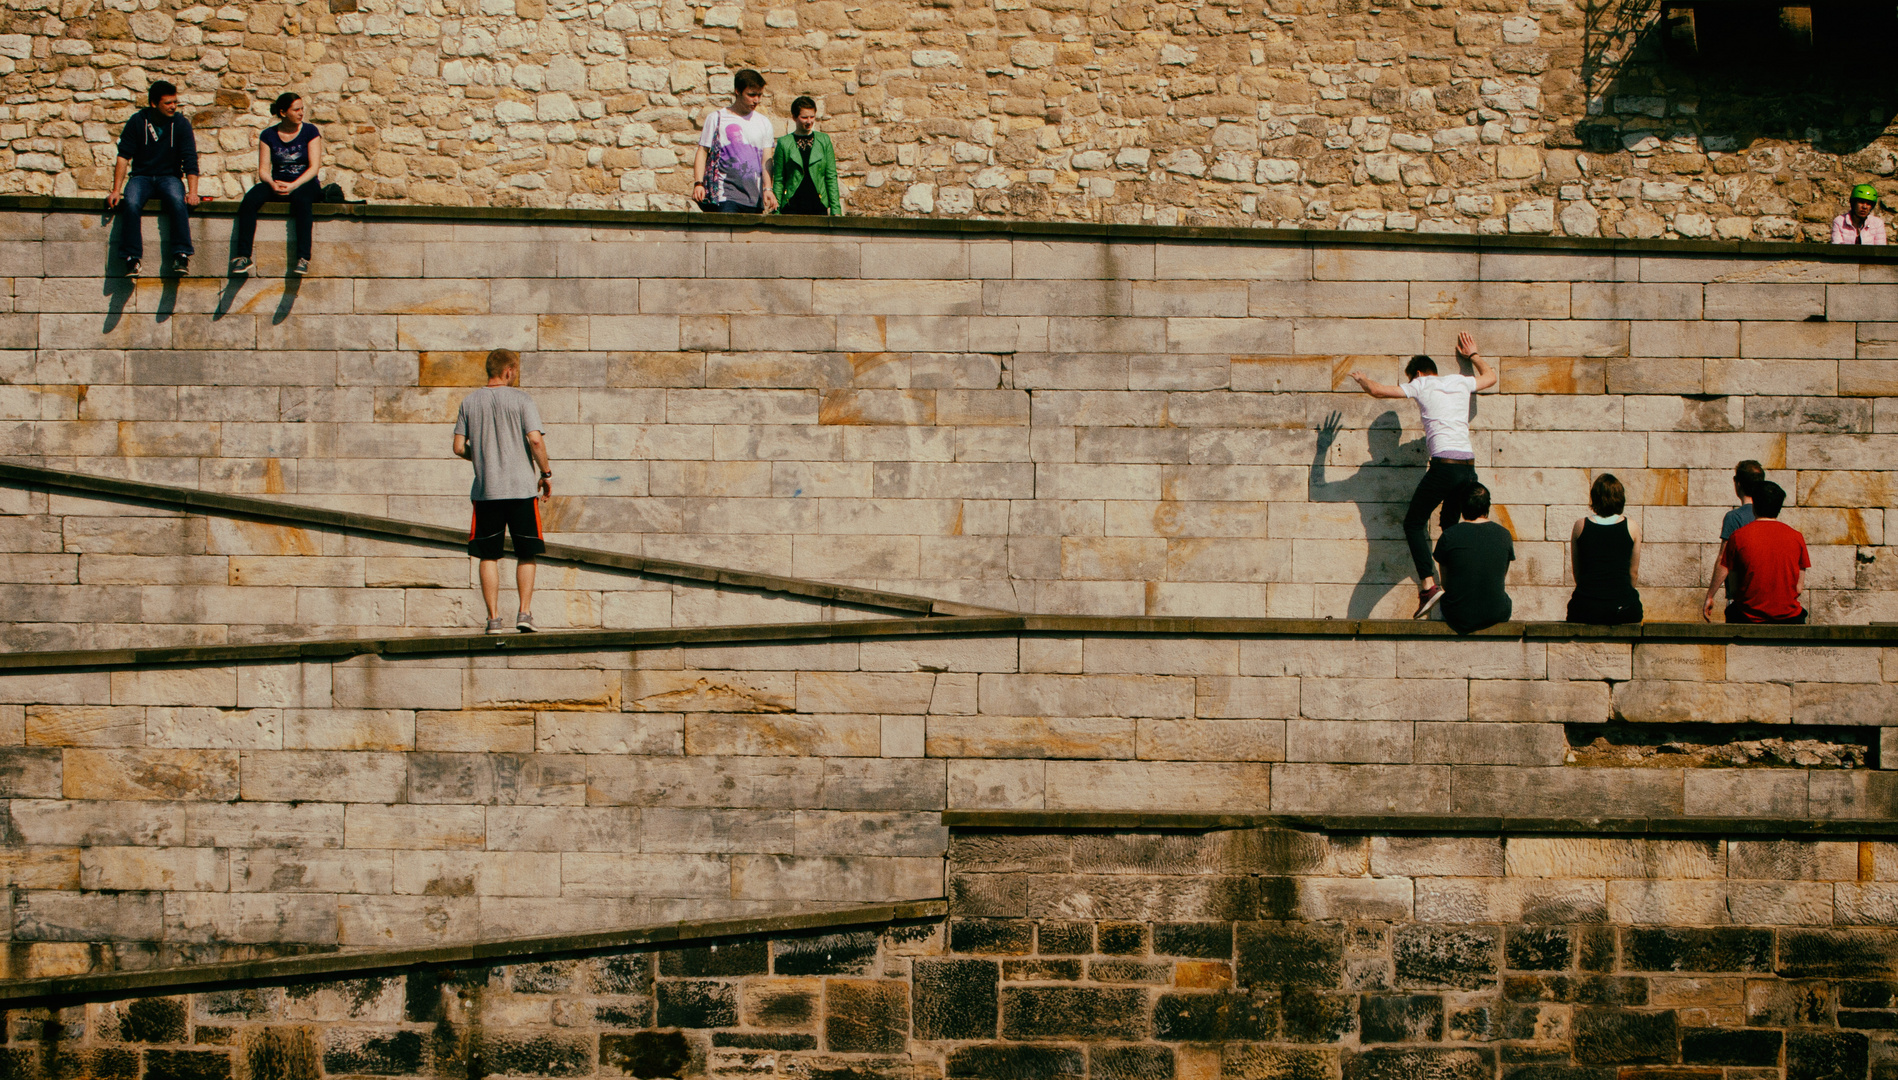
[229,256,252,276]
[125,258,141,277]
[1412,586,1444,620]
[515,612,537,633]
[292,258,309,276]
[485,617,508,635]
[169,254,190,276]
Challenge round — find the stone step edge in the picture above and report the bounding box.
[0,461,1005,618]
[0,899,948,1007]
[5,193,1894,263]
[0,614,1028,672]
[0,612,1890,674]
[943,810,1898,838]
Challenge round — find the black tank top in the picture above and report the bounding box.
[1574,518,1638,603]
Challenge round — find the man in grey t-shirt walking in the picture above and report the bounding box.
[453,349,553,633]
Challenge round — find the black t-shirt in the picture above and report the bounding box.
[1434,520,1515,634]
[263,122,319,182]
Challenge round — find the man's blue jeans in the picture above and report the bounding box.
[118,174,192,261]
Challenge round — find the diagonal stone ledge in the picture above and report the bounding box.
[0,899,949,1007]
[0,462,1004,619]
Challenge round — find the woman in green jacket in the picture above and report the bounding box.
[772,96,842,216]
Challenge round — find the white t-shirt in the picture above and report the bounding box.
[1402,373,1479,459]
[698,108,775,208]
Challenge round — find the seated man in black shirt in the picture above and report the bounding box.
[1432,482,1514,634]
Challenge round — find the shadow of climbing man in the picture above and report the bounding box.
[1310,409,1426,619]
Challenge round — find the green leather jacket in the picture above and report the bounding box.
[771,130,842,215]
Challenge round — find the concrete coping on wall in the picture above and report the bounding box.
[8,193,1898,263]
[0,612,1891,675]
[942,810,1898,839]
[0,899,948,1008]
[0,463,999,618]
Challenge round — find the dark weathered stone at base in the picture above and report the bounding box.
[6,823,1898,1080]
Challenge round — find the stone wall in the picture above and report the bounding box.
[10,825,1898,1079]
[4,206,1896,622]
[0,623,1894,969]
[0,476,944,654]
[3,0,1897,239]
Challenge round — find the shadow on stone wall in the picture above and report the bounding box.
[1578,0,1898,160]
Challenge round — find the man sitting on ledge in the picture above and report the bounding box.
[1433,481,1514,635]
[1704,480,1809,624]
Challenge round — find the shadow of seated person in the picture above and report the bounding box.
[98,207,184,330]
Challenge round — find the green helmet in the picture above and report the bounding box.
[1852,183,1880,204]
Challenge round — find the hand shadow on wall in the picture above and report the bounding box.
[1309,409,1421,619]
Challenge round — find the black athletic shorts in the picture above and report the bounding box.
[468,498,545,560]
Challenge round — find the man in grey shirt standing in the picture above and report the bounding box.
[452,349,553,633]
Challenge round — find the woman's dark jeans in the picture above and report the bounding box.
[234,182,319,260]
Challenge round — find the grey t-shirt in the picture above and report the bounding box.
[453,386,544,501]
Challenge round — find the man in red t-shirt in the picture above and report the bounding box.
[1702,481,1809,624]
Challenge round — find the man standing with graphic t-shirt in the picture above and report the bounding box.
[692,69,778,214]
[453,349,553,634]
[1346,331,1498,618]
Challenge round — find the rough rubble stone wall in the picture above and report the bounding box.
[13,827,1898,1079]
[1,0,1896,236]
[4,208,1897,621]
[0,631,1894,969]
[0,485,891,655]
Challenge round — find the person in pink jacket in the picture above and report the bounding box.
[1832,184,1886,245]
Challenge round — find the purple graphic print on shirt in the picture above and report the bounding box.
[699,109,773,209]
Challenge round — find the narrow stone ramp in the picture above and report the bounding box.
[0,462,1008,651]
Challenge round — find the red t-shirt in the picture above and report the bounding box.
[1719,519,1810,622]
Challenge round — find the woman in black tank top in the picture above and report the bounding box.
[1567,473,1643,624]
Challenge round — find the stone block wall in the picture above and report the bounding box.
[0,626,1894,968]
[4,207,1897,622]
[0,482,909,655]
[11,826,1898,1079]
[2,0,1895,239]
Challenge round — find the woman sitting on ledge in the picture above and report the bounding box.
[229,92,323,278]
[1566,473,1643,625]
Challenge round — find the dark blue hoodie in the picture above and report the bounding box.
[116,108,199,178]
